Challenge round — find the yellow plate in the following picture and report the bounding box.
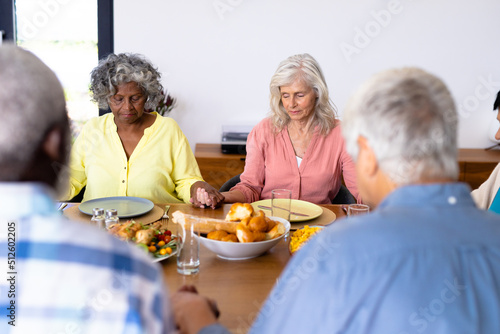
[251,199,323,222]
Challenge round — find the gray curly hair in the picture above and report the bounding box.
[269,54,338,135]
[90,53,164,110]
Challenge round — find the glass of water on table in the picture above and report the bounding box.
[271,189,292,222]
[176,221,200,275]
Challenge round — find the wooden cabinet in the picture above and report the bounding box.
[195,144,246,190]
[458,149,500,190]
[195,144,500,191]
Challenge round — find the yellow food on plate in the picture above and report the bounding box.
[289,225,323,254]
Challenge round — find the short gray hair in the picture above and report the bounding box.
[342,67,458,184]
[0,44,67,181]
[90,53,163,110]
[269,54,337,135]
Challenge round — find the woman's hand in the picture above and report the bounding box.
[171,285,220,334]
[190,181,224,209]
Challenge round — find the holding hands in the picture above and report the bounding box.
[190,181,225,209]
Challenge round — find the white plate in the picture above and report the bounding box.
[147,235,178,263]
[151,248,178,263]
[251,199,323,222]
[79,196,154,218]
[197,217,290,260]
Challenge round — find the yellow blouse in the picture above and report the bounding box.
[65,112,203,203]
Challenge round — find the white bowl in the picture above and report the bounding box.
[197,217,291,260]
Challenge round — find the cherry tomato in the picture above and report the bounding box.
[164,235,172,243]
[148,245,157,253]
[164,230,172,236]
[157,234,166,242]
[159,248,167,256]
[165,247,172,254]
[157,240,165,247]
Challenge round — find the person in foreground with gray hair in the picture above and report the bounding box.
[171,67,500,333]
[0,45,174,333]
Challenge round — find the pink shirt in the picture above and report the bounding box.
[232,118,360,204]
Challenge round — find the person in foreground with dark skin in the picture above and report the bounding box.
[171,68,500,333]
[0,44,174,333]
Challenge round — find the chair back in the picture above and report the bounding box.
[331,184,356,204]
[219,174,241,192]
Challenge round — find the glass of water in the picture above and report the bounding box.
[271,189,292,222]
[348,204,370,217]
[176,222,200,275]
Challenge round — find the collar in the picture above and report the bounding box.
[377,183,475,210]
[107,111,159,133]
[0,182,57,218]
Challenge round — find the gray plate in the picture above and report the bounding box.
[79,196,154,218]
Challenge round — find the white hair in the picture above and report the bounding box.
[269,54,337,135]
[0,44,67,181]
[342,67,458,185]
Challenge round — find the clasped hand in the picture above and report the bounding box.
[189,181,224,209]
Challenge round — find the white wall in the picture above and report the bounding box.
[114,0,500,150]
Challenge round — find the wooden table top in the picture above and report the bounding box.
[63,202,345,333]
[158,203,345,333]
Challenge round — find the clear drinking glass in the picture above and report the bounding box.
[271,189,292,221]
[176,222,200,275]
[347,204,370,217]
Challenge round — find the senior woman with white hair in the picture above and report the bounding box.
[195,53,360,206]
[172,68,500,333]
[64,53,222,206]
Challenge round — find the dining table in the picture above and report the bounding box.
[159,203,345,334]
[63,202,346,333]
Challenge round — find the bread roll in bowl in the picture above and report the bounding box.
[171,203,285,243]
[198,216,291,260]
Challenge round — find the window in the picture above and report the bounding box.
[0,0,113,126]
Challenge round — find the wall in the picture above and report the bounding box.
[114,0,500,150]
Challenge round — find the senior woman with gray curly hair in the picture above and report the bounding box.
[196,53,360,206]
[64,53,222,206]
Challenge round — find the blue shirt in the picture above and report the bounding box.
[0,183,174,333]
[251,183,500,333]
